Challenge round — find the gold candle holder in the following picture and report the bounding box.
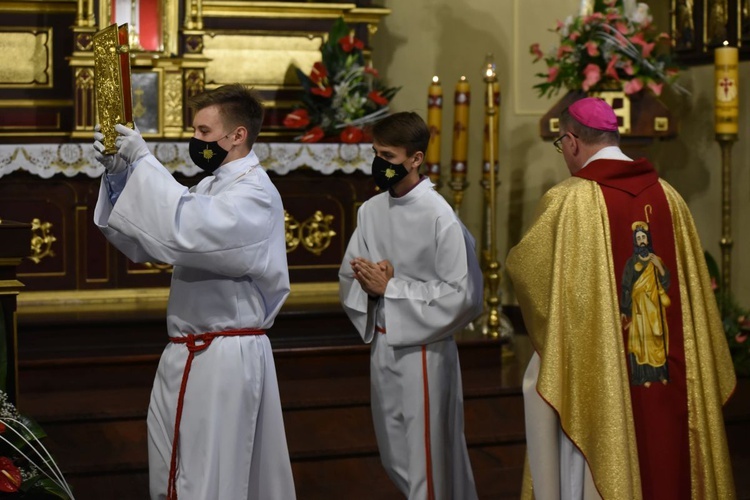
[717,134,736,307]
[714,42,738,308]
[478,54,512,341]
[426,76,443,188]
[450,76,470,215]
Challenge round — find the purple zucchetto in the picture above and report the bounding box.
[567,97,619,132]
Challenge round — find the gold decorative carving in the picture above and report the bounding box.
[285,211,300,253]
[185,34,204,53]
[28,218,56,264]
[301,211,336,256]
[0,28,53,88]
[549,117,560,133]
[654,117,669,131]
[76,67,95,90]
[185,69,204,95]
[76,32,94,51]
[285,210,336,255]
[185,0,203,30]
[93,23,134,153]
[164,72,183,129]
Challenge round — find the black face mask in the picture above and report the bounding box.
[372,155,409,191]
[189,136,230,174]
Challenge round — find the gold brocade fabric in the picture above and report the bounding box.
[662,181,736,499]
[507,177,736,499]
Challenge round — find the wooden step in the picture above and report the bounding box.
[17,338,518,499]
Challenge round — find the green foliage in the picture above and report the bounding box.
[705,252,750,377]
[0,391,72,499]
[283,17,400,142]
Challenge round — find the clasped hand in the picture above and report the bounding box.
[351,257,393,297]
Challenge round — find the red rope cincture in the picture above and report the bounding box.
[422,345,435,500]
[165,328,265,500]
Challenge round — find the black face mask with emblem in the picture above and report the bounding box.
[189,137,230,174]
[372,155,409,191]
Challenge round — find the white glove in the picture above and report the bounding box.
[115,123,150,164]
[93,124,128,175]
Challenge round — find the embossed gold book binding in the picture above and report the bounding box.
[93,24,134,154]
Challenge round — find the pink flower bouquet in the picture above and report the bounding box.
[530,0,682,98]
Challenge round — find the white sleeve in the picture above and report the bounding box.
[338,217,378,344]
[94,169,155,263]
[384,220,483,346]
[105,154,274,278]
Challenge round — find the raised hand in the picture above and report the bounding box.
[93,124,127,175]
[114,123,150,164]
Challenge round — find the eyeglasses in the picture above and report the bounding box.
[553,132,578,153]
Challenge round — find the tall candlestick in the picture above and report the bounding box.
[478,53,511,341]
[714,42,739,305]
[426,76,443,186]
[715,42,739,135]
[450,76,470,214]
[483,80,500,183]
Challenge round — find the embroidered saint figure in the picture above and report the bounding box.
[620,219,671,387]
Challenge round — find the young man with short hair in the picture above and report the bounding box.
[93,83,296,500]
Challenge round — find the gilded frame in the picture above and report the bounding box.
[98,0,179,56]
[671,0,750,64]
[0,27,53,88]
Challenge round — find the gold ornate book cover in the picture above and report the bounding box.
[93,23,134,154]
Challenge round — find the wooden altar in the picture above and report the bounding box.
[0,0,388,301]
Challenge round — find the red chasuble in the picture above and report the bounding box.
[575,158,689,499]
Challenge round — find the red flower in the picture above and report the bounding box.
[364,63,379,78]
[368,90,389,106]
[647,81,663,96]
[585,41,600,57]
[529,43,544,62]
[338,30,364,52]
[624,77,644,95]
[311,85,333,98]
[557,44,574,58]
[630,32,656,58]
[310,62,328,84]
[300,126,325,143]
[283,109,310,129]
[340,126,364,143]
[546,65,560,83]
[581,64,601,92]
[0,457,21,493]
[605,55,620,80]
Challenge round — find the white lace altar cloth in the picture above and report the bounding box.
[0,142,374,178]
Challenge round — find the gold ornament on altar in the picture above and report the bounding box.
[93,23,134,154]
